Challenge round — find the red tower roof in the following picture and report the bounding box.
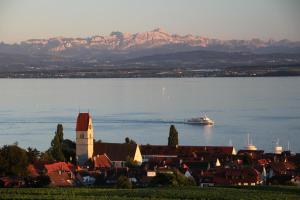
[76,113,91,131]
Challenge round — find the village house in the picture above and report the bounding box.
[200,167,261,186]
[140,145,236,161]
[93,154,112,169]
[93,142,142,167]
[44,162,75,187]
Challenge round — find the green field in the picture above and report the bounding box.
[0,186,300,200]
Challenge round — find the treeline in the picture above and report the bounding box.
[0,124,76,187]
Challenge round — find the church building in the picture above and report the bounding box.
[76,112,142,166]
[76,113,94,165]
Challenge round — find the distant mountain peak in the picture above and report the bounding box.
[2,28,300,55]
[152,27,168,33]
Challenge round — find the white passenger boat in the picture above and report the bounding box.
[186,115,214,125]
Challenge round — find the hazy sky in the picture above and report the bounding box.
[0,0,300,43]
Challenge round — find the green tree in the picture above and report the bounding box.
[0,144,29,176]
[27,147,40,163]
[168,125,179,146]
[50,124,65,161]
[125,156,139,169]
[39,150,54,163]
[125,137,136,144]
[62,139,76,163]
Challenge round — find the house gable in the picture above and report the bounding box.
[134,145,143,163]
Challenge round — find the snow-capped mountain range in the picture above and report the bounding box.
[21,28,209,52]
[1,28,300,57]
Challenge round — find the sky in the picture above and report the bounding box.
[0,0,300,43]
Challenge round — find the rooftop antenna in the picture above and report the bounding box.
[78,106,81,113]
[287,141,290,151]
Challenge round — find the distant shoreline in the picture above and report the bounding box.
[1,64,299,78]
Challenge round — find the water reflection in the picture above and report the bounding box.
[202,125,213,144]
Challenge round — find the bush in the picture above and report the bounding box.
[174,172,196,186]
[150,171,196,187]
[125,156,139,169]
[269,175,295,186]
[94,173,107,186]
[36,175,51,187]
[0,179,4,188]
[150,173,174,186]
[116,176,132,189]
[25,175,51,187]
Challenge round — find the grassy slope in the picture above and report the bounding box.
[0,186,300,200]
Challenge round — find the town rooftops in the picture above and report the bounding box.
[212,168,261,185]
[76,112,91,131]
[44,162,72,173]
[93,142,138,161]
[44,162,75,187]
[238,150,264,159]
[140,145,236,157]
[140,145,178,156]
[238,149,264,154]
[27,164,40,177]
[94,154,112,168]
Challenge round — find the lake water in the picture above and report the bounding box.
[0,77,299,152]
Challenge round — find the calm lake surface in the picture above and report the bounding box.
[0,77,299,152]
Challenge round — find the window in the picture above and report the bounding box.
[80,134,84,139]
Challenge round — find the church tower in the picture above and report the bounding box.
[76,112,94,165]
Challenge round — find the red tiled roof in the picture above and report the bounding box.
[94,142,137,161]
[45,162,75,187]
[140,145,178,156]
[140,145,235,157]
[27,164,39,177]
[0,177,24,187]
[94,154,112,168]
[212,168,261,185]
[47,172,74,187]
[257,159,268,166]
[76,113,90,131]
[271,161,296,173]
[181,146,234,155]
[45,162,71,173]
